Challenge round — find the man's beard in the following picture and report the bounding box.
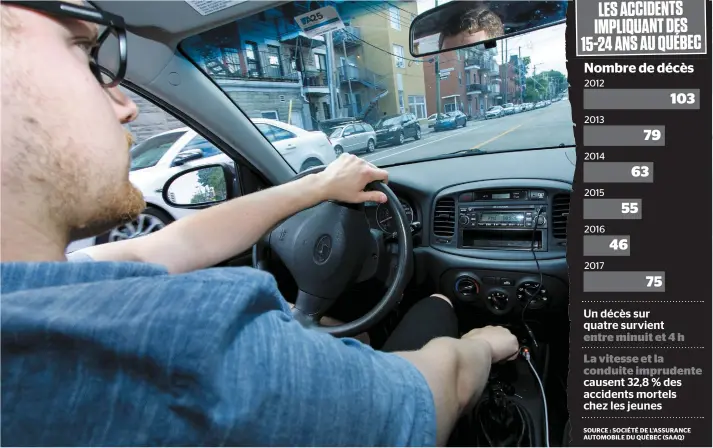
[69,181,146,241]
[69,130,146,241]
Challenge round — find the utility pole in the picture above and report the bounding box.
[518,46,524,104]
[503,39,510,104]
[325,30,336,117]
[434,0,441,115]
[342,37,355,117]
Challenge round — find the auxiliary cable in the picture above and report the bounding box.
[522,347,550,447]
[523,206,545,350]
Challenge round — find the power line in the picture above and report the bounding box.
[362,3,413,29]
[343,30,423,62]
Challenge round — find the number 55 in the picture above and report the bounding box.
[621,202,639,214]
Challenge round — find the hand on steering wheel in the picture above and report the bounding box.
[253,155,413,338]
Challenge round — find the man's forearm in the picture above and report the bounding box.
[395,337,492,446]
[80,174,329,273]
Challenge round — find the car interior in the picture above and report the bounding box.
[98,0,573,446]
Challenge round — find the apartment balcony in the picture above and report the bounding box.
[337,65,386,90]
[302,69,330,94]
[467,83,490,95]
[489,83,501,95]
[204,50,299,83]
[332,26,362,49]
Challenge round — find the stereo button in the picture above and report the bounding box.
[500,278,515,286]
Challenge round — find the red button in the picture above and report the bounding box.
[459,192,473,201]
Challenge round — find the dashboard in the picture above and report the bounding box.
[370,147,576,321]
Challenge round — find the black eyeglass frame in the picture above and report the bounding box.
[3,0,127,87]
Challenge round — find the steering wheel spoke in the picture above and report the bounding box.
[292,289,335,325]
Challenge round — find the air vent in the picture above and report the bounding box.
[551,193,570,239]
[433,198,456,238]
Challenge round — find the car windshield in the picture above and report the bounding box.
[489,106,501,111]
[179,1,574,168]
[130,131,184,171]
[375,116,402,128]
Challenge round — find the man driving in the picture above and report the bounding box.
[1,1,518,446]
[439,3,504,50]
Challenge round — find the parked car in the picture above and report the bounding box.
[485,105,504,119]
[535,101,546,108]
[94,119,334,244]
[513,104,523,113]
[318,117,358,135]
[502,103,515,115]
[434,111,467,131]
[524,102,535,111]
[330,122,377,155]
[426,113,439,128]
[373,113,422,146]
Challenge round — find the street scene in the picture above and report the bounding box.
[70,1,573,251]
[361,97,572,166]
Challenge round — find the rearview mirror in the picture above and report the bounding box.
[162,164,235,208]
[410,1,567,57]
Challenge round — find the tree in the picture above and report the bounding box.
[196,167,227,201]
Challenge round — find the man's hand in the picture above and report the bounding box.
[461,326,519,363]
[315,154,389,204]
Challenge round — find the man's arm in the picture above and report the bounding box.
[395,326,519,445]
[76,155,388,273]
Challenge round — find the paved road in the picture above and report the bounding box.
[362,100,575,166]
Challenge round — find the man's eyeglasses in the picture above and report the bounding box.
[3,1,127,88]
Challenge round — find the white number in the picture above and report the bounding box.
[621,202,639,214]
[581,37,594,52]
[609,238,628,250]
[670,93,695,104]
[643,129,661,141]
[631,166,650,177]
[646,275,663,288]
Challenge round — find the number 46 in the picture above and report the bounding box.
[646,275,663,287]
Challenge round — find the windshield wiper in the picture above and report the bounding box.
[446,149,487,156]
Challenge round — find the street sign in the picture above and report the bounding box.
[439,67,455,74]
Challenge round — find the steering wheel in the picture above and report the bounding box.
[253,166,413,338]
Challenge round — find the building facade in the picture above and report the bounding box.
[423,47,500,118]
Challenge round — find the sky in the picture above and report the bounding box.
[414,0,568,76]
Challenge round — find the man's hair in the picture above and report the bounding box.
[439,4,504,49]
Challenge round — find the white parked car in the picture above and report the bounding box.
[502,103,515,115]
[426,113,439,128]
[485,105,504,119]
[329,122,377,155]
[73,119,334,247]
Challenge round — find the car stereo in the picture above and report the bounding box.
[458,201,548,251]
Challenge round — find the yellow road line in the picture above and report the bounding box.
[470,116,538,150]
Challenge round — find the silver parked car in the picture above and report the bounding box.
[330,122,377,156]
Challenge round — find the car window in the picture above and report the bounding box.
[256,123,296,142]
[179,135,222,159]
[354,124,366,133]
[130,131,185,171]
[329,127,344,138]
[343,125,355,136]
[364,124,374,132]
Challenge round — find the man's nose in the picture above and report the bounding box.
[106,87,139,124]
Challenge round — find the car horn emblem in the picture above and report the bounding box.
[313,235,332,264]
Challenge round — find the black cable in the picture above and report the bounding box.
[523,206,544,350]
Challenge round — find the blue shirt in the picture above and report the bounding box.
[1,261,436,446]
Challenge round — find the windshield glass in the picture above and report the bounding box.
[329,127,345,138]
[179,1,574,168]
[130,131,184,171]
[376,116,402,128]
